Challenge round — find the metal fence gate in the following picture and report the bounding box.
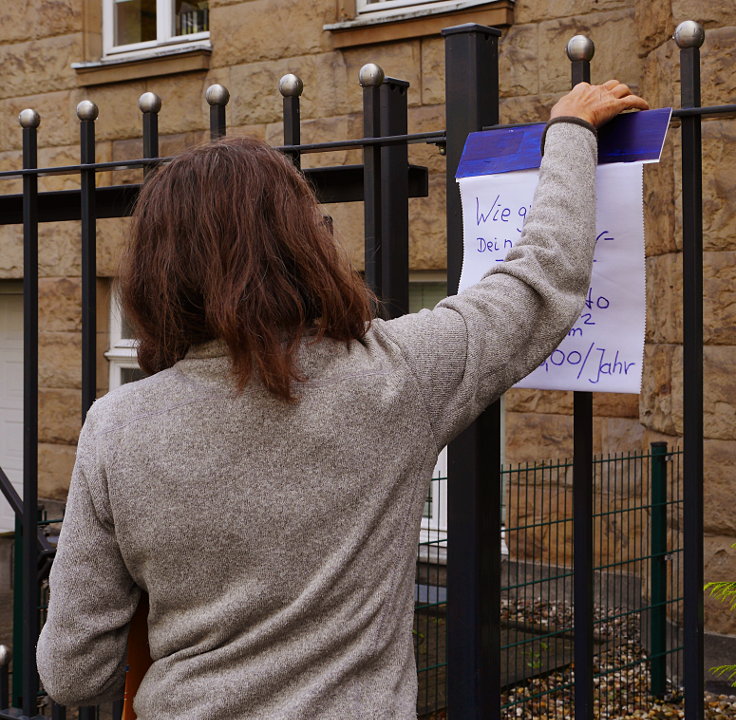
[0,16,733,720]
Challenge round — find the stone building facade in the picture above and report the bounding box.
[0,0,734,657]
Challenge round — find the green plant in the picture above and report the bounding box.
[523,641,549,671]
[705,546,736,686]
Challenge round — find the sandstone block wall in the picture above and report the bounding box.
[0,0,734,635]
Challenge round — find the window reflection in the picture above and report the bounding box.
[175,0,209,36]
[114,0,157,46]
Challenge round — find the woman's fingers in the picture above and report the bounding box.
[617,94,650,112]
[610,82,633,99]
[550,79,649,127]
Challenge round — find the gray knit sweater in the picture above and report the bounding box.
[37,122,597,719]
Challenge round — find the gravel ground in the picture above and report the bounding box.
[420,598,736,720]
[421,693,736,720]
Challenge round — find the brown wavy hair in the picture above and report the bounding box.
[119,136,374,401]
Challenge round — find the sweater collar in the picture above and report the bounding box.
[184,338,229,359]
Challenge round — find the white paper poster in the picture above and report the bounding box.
[458,162,646,394]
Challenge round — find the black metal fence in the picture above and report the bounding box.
[0,15,731,720]
[414,444,685,719]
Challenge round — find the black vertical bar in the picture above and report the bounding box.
[21,111,40,719]
[51,702,67,720]
[650,441,668,698]
[379,78,409,319]
[78,707,97,720]
[79,103,97,422]
[362,70,383,299]
[111,699,123,720]
[442,23,501,720]
[571,59,591,86]
[142,113,158,168]
[11,516,22,706]
[280,75,302,171]
[0,645,10,710]
[680,38,704,720]
[78,103,98,720]
[206,84,229,141]
[569,41,595,720]
[140,92,161,179]
[573,392,594,719]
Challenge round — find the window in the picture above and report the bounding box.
[356,0,493,21]
[410,281,448,561]
[103,0,210,58]
[0,283,23,533]
[106,295,146,391]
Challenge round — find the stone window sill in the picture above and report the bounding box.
[325,0,513,48]
[73,44,211,87]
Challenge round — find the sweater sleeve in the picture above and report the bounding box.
[375,121,597,450]
[36,409,141,707]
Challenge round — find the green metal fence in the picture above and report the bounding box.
[413,444,684,719]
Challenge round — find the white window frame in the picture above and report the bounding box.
[356,0,496,22]
[419,420,509,566]
[105,293,141,391]
[102,0,210,60]
[418,447,448,563]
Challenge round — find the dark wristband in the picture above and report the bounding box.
[541,116,597,154]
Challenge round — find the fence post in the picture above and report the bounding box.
[138,92,162,178]
[566,34,596,720]
[279,74,303,170]
[675,19,705,720]
[442,23,501,720]
[77,101,98,422]
[360,63,384,299]
[111,697,123,720]
[206,84,229,141]
[0,645,9,711]
[11,516,22,707]
[19,107,41,719]
[76,96,100,720]
[650,441,668,697]
[379,77,410,319]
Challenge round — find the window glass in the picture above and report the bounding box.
[175,0,209,36]
[121,367,147,385]
[121,313,134,339]
[357,0,461,17]
[409,282,447,313]
[114,0,157,46]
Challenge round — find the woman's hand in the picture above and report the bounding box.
[550,80,649,128]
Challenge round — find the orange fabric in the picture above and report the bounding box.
[122,595,152,720]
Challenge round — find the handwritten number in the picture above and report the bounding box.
[585,288,611,311]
